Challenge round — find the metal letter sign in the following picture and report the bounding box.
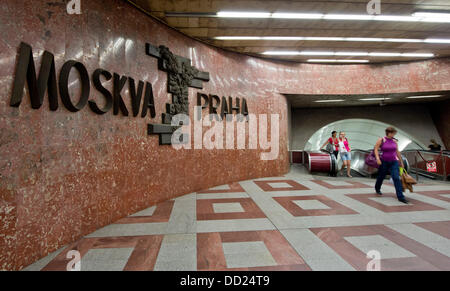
[145,43,210,145]
[10,42,248,147]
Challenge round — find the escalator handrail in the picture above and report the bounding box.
[402,149,450,157]
[352,149,371,154]
[402,149,448,180]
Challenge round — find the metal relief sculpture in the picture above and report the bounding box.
[146,43,210,145]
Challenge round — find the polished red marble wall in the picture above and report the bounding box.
[0,0,449,270]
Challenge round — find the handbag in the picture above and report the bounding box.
[325,138,337,153]
[365,138,385,168]
[365,151,380,168]
[401,170,416,193]
[325,142,334,153]
[402,171,417,185]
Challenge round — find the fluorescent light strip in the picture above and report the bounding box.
[414,12,450,18]
[307,59,337,62]
[263,36,305,41]
[215,36,263,40]
[413,12,450,23]
[425,39,450,44]
[262,51,301,55]
[384,38,424,43]
[336,60,370,63]
[373,15,421,22]
[263,51,433,58]
[216,11,450,23]
[369,52,402,57]
[315,99,345,102]
[324,14,374,20]
[402,53,435,57]
[334,52,369,56]
[299,51,335,56]
[215,36,450,44]
[216,11,271,18]
[271,13,324,19]
[307,59,370,63]
[303,37,346,41]
[345,37,386,42]
[359,98,392,101]
[406,95,443,99]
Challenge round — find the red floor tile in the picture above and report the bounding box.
[41,235,164,271]
[254,180,310,192]
[274,195,358,216]
[115,200,175,224]
[414,190,450,203]
[197,182,245,194]
[346,193,444,213]
[197,230,311,271]
[414,221,450,239]
[196,198,266,221]
[312,180,372,189]
[310,225,450,271]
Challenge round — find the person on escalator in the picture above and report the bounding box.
[374,127,409,204]
[338,132,352,178]
[321,131,339,159]
[428,139,442,151]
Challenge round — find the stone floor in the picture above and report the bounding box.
[23,165,450,271]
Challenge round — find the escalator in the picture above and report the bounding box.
[296,150,410,178]
[348,150,409,178]
[299,149,450,182]
[402,150,450,181]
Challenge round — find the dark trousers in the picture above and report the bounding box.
[375,160,405,200]
[329,151,339,177]
[333,151,339,159]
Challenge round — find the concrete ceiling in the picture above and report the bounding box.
[129,0,450,63]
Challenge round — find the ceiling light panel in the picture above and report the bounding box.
[216,11,450,23]
[314,99,346,102]
[406,95,443,99]
[214,36,449,45]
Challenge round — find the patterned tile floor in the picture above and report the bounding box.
[24,166,450,271]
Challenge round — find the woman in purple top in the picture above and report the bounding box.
[374,127,408,204]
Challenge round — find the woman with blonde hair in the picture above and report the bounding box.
[338,132,352,178]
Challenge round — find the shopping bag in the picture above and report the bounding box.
[402,171,417,185]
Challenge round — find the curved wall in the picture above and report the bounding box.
[0,0,449,270]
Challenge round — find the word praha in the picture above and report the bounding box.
[197,93,249,120]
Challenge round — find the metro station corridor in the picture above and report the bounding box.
[23,165,450,271]
[1,0,450,275]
